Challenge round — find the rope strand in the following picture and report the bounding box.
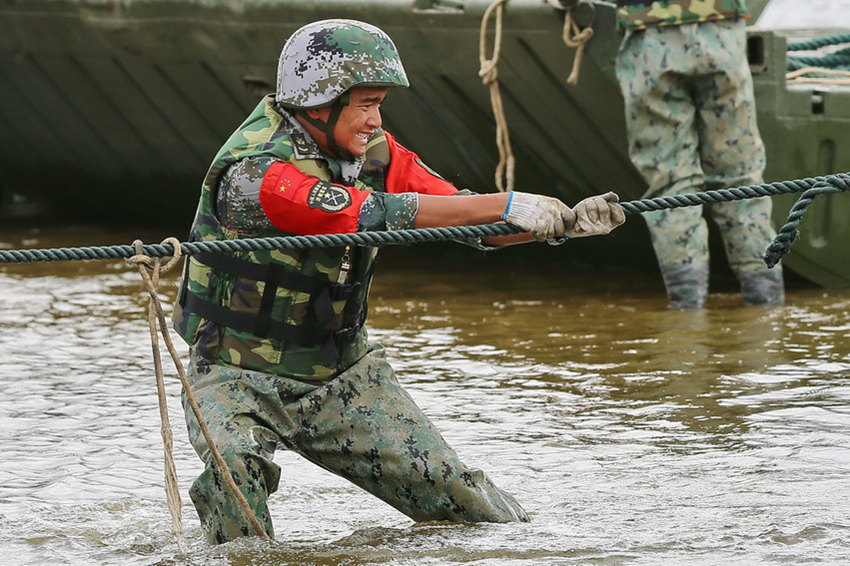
[126,238,271,541]
[126,240,185,548]
[561,7,594,85]
[479,0,515,192]
[3,173,847,268]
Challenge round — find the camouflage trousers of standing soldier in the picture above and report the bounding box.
[182,345,529,545]
[615,19,784,308]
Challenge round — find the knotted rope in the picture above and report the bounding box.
[479,0,515,192]
[126,238,270,542]
[2,173,847,268]
[561,6,594,85]
[477,0,596,190]
[125,239,185,545]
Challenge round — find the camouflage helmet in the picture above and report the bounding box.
[276,19,410,109]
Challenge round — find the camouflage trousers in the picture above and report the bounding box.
[182,345,528,545]
[616,19,784,308]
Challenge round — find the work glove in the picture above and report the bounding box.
[502,191,572,241]
[563,191,626,237]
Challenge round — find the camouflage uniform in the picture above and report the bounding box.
[183,347,527,543]
[615,0,747,30]
[173,20,528,545]
[615,1,784,308]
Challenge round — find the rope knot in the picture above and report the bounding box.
[478,60,499,84]
[562,8,595,84]
[126,238,183,274]
[126,240,155,270]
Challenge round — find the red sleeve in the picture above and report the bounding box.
[384,132,458,196]
[259,162,370,235]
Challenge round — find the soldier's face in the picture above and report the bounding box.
[310,87,387,157]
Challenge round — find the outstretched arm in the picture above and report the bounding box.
[414,192,537,246]
[222,153,624,243]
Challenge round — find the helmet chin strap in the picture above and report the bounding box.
[296,93,355,160]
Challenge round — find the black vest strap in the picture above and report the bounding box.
[195,252,323,294]
[183,291,304,343]
[180,251,369,358]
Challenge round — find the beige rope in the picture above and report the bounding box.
[478,1,595,190]
[561,7,594,85]
[786,66,850,85]
[479,0,515,192]
[127,239,271,541]
[126,240,183,541]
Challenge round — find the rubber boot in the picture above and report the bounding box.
[738,268,785,306]
[661,264,710,309]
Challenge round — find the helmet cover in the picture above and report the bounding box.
[276,19,409,109]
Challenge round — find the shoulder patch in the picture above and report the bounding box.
[307,181,353,212]
[415,157,445,180]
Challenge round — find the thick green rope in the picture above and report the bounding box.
[1,172,847,267]
[763,173,849,267]
[0,224,519,263]
[787,48,850,72]
[787,34,850,52]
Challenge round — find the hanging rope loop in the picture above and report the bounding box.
[561,6,594,84]
[477,0,596,191]
[126,237,271,542]
[126,239,185,544]
[763,173,850,267]
[479,0,515,192]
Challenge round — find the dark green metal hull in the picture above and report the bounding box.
[1,0,847,285]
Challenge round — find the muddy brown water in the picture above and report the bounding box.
[1,224,848,565]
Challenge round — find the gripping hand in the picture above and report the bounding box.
[564,192,626,238]
[502,191,572,241]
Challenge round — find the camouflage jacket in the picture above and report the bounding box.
[173,96,457,382]
[615,0,748,30]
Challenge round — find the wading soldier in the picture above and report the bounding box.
[173,19,624,544]
[615,0,784,308]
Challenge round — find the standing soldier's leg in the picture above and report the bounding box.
[695,19,784,305]
[643,206,710,308]
[616,25,710,308]
[289,346,529,523]
[710,198,784,304]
